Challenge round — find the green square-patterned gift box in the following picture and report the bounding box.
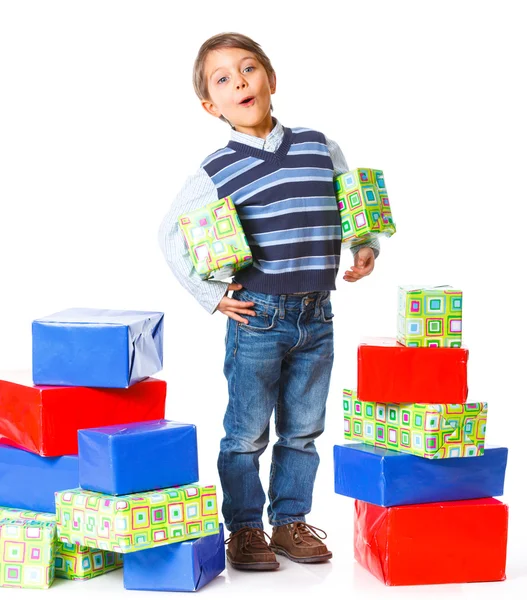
[0,518,56,589]
[0,507,123,581]
[334,168,396,248]
[55,484,219,553]
[397,285,463,347]
[178,196,253,280]
[343,390,487,459]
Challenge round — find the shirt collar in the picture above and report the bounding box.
[230,116,284,153]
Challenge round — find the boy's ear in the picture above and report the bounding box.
[270,72,277,95]
[201,99,222,119]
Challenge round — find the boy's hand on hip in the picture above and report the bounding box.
[217,283,256,324]
[344,247,375,283]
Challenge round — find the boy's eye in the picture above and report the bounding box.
[217,66,255,84]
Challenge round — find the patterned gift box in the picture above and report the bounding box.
[343,390,487,459]
[56,484,219,553]
[334,168,396,248]
[397,285,462,347]
[0,507,123,581]
[178,196,253,280]
[0,518,56,589]
[55,542,123,581]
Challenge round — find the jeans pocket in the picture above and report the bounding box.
[321,301,334,323]
[238,306,278,332]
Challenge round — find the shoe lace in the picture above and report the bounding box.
[290,522,328,545]
[225,527,272,551]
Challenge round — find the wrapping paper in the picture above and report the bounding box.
[357,336,468,404]
[397,285,463,347]
[0,518,56,589]
[56,484,219,553]
[179,196,252,280]
[78,420,198,495]
[334,168,396,248]
[124,524,225,591]
[354,498,508,585]
[0,444,78,513]
[0,508,122,581]
[344,391,487,459]
[334,443,508,506]
[32,308,164,387]
[0,376,166,456]
[54,542,123,581]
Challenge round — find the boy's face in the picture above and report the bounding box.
[201,47,276,133]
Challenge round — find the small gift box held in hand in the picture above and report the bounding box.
[334,168,396,248]
[178,196,252,280]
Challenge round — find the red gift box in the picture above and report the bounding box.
[0,376,166,456]
[354,497,508,586]
[357,337,468,404]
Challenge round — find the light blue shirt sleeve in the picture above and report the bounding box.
[325,135,381,260]
[158,168,229,314]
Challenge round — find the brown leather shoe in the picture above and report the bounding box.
[225,527,280,571]
[270,522,333,563]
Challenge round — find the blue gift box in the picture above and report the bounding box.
[78,420,198,495]
[32,308,164,387]
[123,524,225,591]
[0,444,78,513]
[334,443,508,506]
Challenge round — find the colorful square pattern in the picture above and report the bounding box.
[0,518,56,589]
[397,285,463,347]
[178,196,253,280]
[334,168,396,248]
[55,484,219,553]
[55,542,123,580]
[0,507,122,581]
[343,390,487,459]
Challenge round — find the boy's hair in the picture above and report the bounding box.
[193,32,275,125]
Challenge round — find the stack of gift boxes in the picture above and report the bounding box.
[334,286,509,586]
[0,308,225,591]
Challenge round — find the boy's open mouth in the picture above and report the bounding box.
[239,96,255,105]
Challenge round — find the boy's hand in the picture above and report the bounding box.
[343,247,375,283]
[217,283,256,324]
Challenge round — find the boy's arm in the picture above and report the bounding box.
[325,136,381,260]
[158,168,229,314]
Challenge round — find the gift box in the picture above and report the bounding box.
[32,308,164,387]
[355,498,508,585]
[178,196,252,280]
[0,518,56,589]
[55,484,219,553]
[0,444,78,512]
[123,524,225,591]
[0,375,166,456]
[397,285,462,347]
[78,420,198,495]
[0,508,122,581]
[357,337,468,404]
[334,168,395,248]
[334,443,507,506]
[55,542,123,581]
[344,391,487,459]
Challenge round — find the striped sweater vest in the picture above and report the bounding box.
[201,126,341,294]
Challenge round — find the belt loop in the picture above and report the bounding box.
[314,292,323,318]
[279,295,286,319]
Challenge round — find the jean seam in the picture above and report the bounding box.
[268,382,282,522]
[228,521,265,533]
[270,516,306,527]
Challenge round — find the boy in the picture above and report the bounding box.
[159,32,379,571]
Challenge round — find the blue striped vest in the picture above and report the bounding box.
[201,127,341,294]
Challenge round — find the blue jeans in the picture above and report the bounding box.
[218,288,334,532]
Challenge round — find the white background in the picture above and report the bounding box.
[0,0,526,597]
